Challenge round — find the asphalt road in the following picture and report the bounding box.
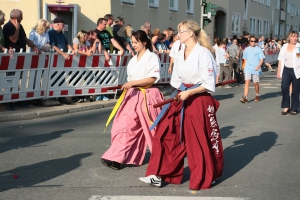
[0,72,299,200]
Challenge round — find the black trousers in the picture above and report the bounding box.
[281,67,300,111]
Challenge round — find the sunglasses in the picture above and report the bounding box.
[250,40,256,42]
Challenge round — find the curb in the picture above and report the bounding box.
[0,100,118,122]
[0,87,172,122]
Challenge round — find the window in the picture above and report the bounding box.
[231,13,241,33]
[287,2,291,14]
[186,0,194,14]
[122,0,135,5]
[271,8,274,24]
[274,21,279,35]
[265,0,270,6]
[291,4,294,17]
[280,23,284,37]
[250,17,256,34]
[264,20,269,35]
[298,7,300,17]
[276,0,280,10]
[252,0,257,2]
[286,24,290,35]
[293,26,298,31]
[149,0,159,8]
[244,0,248,20]
[169,0,178,11]
[257,18,263,34]
[259,0,264,4]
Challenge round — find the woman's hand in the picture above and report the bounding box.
[168,66,173,74]
[176,90,191,101]
[277,72,281,79]
[86,50,92,56]
[121,82,134,90]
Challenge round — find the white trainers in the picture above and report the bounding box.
[139,175,161,187]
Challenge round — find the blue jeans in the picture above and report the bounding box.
[281,67,300,111]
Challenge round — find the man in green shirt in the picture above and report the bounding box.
[104,14,114,53]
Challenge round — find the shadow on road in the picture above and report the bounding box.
[220,125,235,139]
[0,129,74,154]
[219,131,278,183]
[259,91,281,101]
[213,93,235,101]
[179,131,277,187]
[0,152,92,193]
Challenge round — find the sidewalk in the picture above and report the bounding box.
[0,86,173,122]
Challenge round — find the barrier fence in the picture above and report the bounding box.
[0,51,278,104]
[264,50,279,65]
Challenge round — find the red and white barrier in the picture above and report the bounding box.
[117,53,132,86]
[157,53,171,84]
[47,53,121,98]
[0,53,50,103]
[0,51,172,104]
[264,51,279,65]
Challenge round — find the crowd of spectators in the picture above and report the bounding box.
[212,32,284,88]
[0,9,178,110]
[1,8,289,110]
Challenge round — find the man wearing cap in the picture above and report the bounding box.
[3,9,40,53]
[48,17,76,60]
[47,17,77,105]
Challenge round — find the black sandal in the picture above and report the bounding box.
[101,158,120,170]
[281,109,290,115]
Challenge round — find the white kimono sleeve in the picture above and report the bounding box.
[146,54,161,84]
[199,51,216,93]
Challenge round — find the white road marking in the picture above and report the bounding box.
[249,87,278,88]
[259,83,272,85]
[89,196,250,200]
[263,87,279,88]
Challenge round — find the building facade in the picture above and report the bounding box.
[1,0,299,43]
[207,0,300,40]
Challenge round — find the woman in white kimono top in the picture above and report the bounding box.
[101,30,164,170]
[140,20,224,191]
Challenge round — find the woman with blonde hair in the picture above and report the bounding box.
[124,25,134,51]
[277,31,300,115]
[151,28,160,45]
[139,19,223,190]
[72,30,93,56]
[29,19,51,51]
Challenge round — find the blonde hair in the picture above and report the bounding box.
[34,19,49,35]
[152,28,160,36]
[177,19,212,52]
[74,30,88,45]
[286,31,298,44]
[124,25,133,38]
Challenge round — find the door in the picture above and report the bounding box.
[56,12,73,44]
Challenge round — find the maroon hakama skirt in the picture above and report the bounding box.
[145,92,224,190]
